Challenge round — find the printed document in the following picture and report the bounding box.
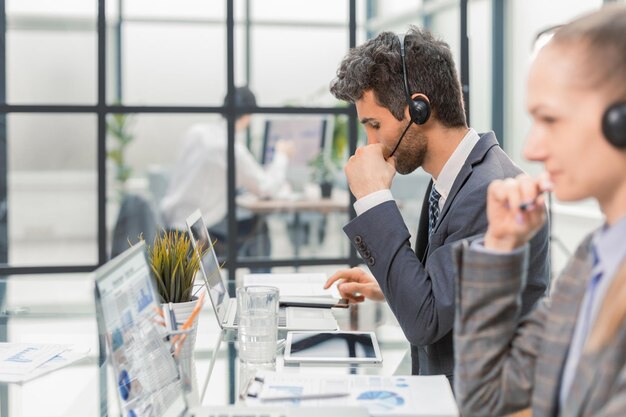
[0,343,89,383]
[244,371,459,417]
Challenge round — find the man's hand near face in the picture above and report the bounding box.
[344,143,397,199]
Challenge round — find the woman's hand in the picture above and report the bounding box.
[484,174,552,251]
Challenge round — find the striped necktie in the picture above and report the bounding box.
[428,186,441,237]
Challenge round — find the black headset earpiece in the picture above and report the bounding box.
[398,33,431,125]
[602,102,626,149]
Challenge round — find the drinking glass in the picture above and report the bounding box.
[236,286,279,365]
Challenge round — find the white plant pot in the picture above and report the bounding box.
[163,298,200,402]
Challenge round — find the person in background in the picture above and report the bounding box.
[160,86,293,259]
[324,26,550,385]
[454,5,626,416]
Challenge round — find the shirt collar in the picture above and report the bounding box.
[592,214,626,280]
[433,128,480,200]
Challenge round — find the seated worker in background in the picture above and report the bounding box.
[160,86,293,260]
[323,27,551,385]
[454,5,626,416]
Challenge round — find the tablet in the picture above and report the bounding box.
[283,331,382,364]
[279,296,350,309]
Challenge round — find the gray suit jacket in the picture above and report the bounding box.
[343,132,550,383]
[454,233,626,417]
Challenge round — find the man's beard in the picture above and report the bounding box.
[393,126,428,175]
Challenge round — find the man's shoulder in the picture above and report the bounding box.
[472,133,524,179]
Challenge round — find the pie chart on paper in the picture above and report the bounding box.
[356,390,405,412]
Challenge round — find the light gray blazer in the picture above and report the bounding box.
[343,132,551,383]
[454,233,626,417]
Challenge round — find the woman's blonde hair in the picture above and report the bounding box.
[551,4,626,99]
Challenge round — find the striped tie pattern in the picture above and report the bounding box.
[428,186,441,237]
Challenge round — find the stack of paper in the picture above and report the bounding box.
[244,371,459,417]
[0,343,90,384]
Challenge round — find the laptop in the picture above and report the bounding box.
[185,209,339,331]
[94,243,368,417]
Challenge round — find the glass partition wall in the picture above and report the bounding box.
[0,0,367,282]
[0,0,615,287]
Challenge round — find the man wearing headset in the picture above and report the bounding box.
[324,27,550,386]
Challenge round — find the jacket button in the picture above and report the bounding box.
[363,250,371,258]
[358,243,367,251]
[354,235,363,245]
[367,257,375,266]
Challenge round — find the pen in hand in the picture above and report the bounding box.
[518,174,553,212]
[519,192,545,212]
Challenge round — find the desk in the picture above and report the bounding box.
[236,191,349,216]
[237,187,349,258]
[0,275,411,417]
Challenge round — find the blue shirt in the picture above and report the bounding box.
[559,214,626,408]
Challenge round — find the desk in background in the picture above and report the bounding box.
[237,186,349,258]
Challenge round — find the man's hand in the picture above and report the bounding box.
[324,267,385,303]
[484,174,551,251]
[345,144,396,199]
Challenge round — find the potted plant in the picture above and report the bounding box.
[308,152,337,198]
[146,230,209,395]
[147,230,205,305]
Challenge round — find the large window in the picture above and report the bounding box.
[0,0,365,281]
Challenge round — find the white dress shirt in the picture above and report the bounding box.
[160,119,288,230]
[354,128,480,216]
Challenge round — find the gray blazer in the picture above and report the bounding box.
[454,233,626,417]
[343,132,550,383]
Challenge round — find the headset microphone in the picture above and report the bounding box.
[388,121,412,158]
[388,33,432,159]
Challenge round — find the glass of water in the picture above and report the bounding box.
[236,286,279,365]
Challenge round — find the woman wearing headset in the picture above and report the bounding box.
[454,5,626,417]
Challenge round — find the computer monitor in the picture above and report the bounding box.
[261,117,328,190]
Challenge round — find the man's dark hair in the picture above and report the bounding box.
[223,86,257,108]
[330,26,466,128]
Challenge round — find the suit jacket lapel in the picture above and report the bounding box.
[414,181,432,264]
[563,351,602,417]
[562,258,626,417]
[431,132,499,236]
[532,237,594,417]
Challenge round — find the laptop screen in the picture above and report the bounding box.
[94,242,187,417]
[186,211,230,317]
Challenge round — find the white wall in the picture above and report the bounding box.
[503,0,605,275]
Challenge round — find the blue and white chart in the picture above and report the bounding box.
[245,371,459,417]
[357,390,405,413]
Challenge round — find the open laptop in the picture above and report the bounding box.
[94,243,367,417]
[186,209,338,331]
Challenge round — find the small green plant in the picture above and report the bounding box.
[308,152,337,185]
[106,112,134,198]
[146,230,209,304]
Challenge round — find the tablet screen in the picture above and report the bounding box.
[284,331,381,363]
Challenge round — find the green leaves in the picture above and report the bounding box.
[146,230,209,304]
[106,112,135,197]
